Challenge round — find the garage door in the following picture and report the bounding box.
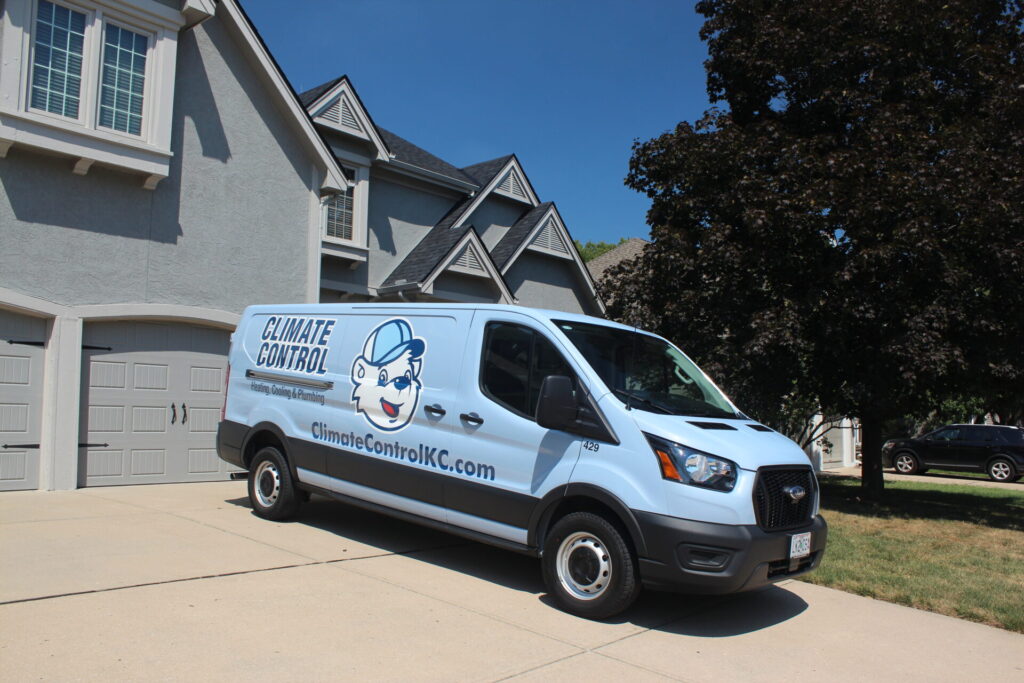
[80,321,242,486]
[0,310,46,491]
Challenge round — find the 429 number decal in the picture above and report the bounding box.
[582,440,600,452]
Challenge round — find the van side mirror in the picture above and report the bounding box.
[536,375,577,431]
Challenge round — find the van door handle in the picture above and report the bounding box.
[424,404,446,417]
[460,412,483,426]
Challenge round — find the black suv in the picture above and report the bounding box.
[881,424,1024,482]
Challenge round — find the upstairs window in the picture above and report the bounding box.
[28,1,151,138]
[98,24,147,136]
[30,1,86,119]
[324,166,356,241]
[1,0,184,185]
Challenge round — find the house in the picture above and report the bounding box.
[585,237,648,308]
[298,76,602,314]
[0,0,601,491]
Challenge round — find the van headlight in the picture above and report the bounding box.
[645,433,737,492]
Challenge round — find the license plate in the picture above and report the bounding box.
[790,532,811,559]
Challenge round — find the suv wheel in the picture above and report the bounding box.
[893,452,920,475]
[987,457,1017,483]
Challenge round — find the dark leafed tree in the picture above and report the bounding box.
[605,0,1024,498]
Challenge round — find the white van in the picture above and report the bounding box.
[217,304,826,618]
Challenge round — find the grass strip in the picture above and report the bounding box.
[800,476,1024,633]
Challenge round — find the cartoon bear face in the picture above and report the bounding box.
[351,319,425,432]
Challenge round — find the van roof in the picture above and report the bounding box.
[241,303,641,334]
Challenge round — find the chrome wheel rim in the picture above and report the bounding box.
[253,460,281,508]
[990,462,1011,481]
[556,532,611,601]
[895,455,914,473]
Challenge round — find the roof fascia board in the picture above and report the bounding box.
[452,157,539,229]
[305,78,391,162]
[421,231,515,304]
[220,0,347,192]
[501,205,605,314]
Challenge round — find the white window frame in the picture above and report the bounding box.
[0,0,184,186]
[322,163,368,249]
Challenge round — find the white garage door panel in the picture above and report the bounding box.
[0,310,46,491]
[81,321,242,487]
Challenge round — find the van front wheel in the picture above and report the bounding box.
[248,447,299,521]
[542,512,639,620]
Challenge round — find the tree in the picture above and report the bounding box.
[605,0,1024,498]
[574,238,629,263]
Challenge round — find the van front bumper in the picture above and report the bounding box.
[634,511,827,594]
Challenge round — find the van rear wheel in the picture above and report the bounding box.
[248,447,300,520]
[542,512,639,620]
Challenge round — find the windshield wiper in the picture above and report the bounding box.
[612,388,674,414]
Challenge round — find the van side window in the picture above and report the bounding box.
[482,322,575,420]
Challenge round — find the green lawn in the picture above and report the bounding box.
[801,476,1024,633]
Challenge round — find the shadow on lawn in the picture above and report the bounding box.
[818,477,1024,532]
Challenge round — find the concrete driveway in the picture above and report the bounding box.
[2,482,1022,682]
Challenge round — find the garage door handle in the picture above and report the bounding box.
[181,403,188,424]
[460,412,484,426]
[3,443,40,449]
[171,403,177,424]
[424,404,446,417]
[78,443,109,448]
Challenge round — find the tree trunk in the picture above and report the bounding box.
[860,415,884,500]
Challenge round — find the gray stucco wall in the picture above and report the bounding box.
[504,252,599,315]
[467,195,527,250]
[431,272,502,303]
[0,12,315,313]
[366,176,457,287]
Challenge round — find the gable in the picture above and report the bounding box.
[302,76,390,161]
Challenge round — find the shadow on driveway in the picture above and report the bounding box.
[225,493,808,635]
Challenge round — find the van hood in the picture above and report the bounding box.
[627,410,810,471]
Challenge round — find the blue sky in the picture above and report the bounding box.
[241,0,711,244]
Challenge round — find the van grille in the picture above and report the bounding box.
[753,467,815,531]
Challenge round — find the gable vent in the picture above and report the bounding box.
[453,244,484,271]
[530,217,569,254]
[320,96,362,132]
[497,170,527,199]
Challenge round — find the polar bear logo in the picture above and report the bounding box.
[351,319,426,432]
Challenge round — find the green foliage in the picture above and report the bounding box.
[605,0,1024,496]
[574,238,628,263]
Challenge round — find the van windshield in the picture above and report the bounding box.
[554,320,739,419]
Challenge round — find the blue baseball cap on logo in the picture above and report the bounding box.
[366,319,424,366]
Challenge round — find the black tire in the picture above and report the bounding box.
[247,446,300,520]
[542,511,639,620]
[986,457,1017,483]
[893,452,921,475]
